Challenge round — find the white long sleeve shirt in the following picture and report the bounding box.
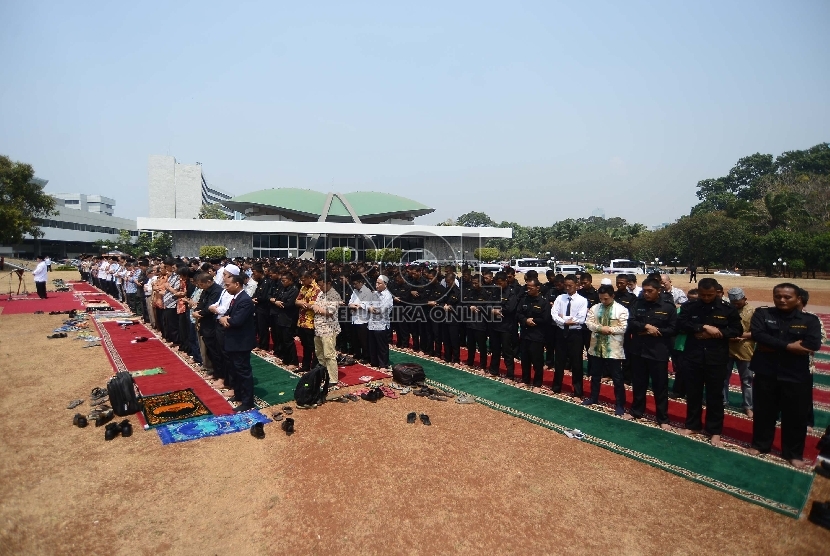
[551,293,588,330]
[365,289,394,331]
[33,261,48,282]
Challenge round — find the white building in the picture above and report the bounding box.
[148,155,234,220]
[1,179,137,258]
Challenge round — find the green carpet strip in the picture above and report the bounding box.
[251,355,299,406]
[389,351,814,518]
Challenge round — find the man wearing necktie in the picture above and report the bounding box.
[551,275,589,396]
[218,274,257,412]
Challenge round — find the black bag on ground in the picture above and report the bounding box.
[107,371,141,416]
[392,362,425,386]
[294,364,330,407]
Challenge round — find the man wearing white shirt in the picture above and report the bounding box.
[551,274,589,397]
[348,275,374,363]
[33,255,48,299]
[365,275,394,369]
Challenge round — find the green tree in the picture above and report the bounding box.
[200,245,227,259]
[326,247,352,263]
[136,232,153,257]
[197,203,230,220]
[150,232,173,257]
[665,212,747,269]
[456,211,495,227]
[0,155,57,244]
[474,247,500,261]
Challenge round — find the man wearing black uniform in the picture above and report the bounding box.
[439,271,462,364]
[463,275,491,370]
[623,278,677,429]
[335,273,354,353]
[251,265,271,350]
[269,272,299,367]
[423,269,445,358]
[542,272,563,370]
[677,278,742,446]
[748,283,822,468]
[488,272,518,381]
[517,278,551,391]
[193,272,224,383]
[407,265,428,353]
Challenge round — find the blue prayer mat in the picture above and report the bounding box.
[156,409,271,445]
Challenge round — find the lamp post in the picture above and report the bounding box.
[773,257,787,277]
[671,257,679,273]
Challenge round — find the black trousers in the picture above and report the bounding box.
[214,327,232,385]
[297,327,317,372]
[352,323,369,362]
[685,360,728,434]
[255,309,271,350]
[273,324,298,365]
[466,328,488,369]
[671,349,687,396]
[488,329,516,378]
[226,350,254,407]
[368,329,390,368]
[410,318,422,352]
[544,326,557,368]
[419,321,434,355]
[442,323,461,363]
[520,339,545,387]
[553,328,584,396]
[430,321,443,358]
[35,281,47,299]
[162,308,179,344]
[587,356,626,408]
[752,374,811,461]
[200,329,224,378]
[337,321,352,352]
[630,355,670,424]
[396,319,410,348]
[178,312,190,351]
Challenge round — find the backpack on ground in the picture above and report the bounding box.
[107,371,142,416]
[392,362,426,386]
[294,364,330,407]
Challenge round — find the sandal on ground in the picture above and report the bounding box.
[47,333,67,339]
[455,395,475,404]
[282,405,293,415]
[406,412,417,424]
[66,399,84,409]
[419,413,432,426]
[271,411,284,421]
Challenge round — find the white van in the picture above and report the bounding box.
[603,259,645,274]
[554,264,584,274]
[510,258,551,274]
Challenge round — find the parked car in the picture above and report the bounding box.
[554,264,585,274]
[714,270,741,276]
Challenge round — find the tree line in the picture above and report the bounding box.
[443,143,830,276]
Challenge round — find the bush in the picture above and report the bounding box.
[365,248,403,263]
[54,265,77,271]
[199,245,227,259]
[474,247,500,262]
[326,247,352,263]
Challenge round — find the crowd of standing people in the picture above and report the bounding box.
[76,253,825,467]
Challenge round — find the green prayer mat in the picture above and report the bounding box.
[131,367,165,378]
[389,351,815,518]
[251,355,300,405]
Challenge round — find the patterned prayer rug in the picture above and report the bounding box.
[156,409,271,445]
[141,388,212,427]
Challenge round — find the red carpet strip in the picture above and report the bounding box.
[95,320,232,420]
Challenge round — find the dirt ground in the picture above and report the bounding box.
[1,271,830,555]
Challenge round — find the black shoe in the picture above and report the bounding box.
[94,409,114,427]
[119,419,133,437]
[250,422,265,439]
[73,413,88,428]
[406,412,416,424]
[808,501,830,529]
[281,417,295,435]
[234,403,255,412]
[104,422,120,440]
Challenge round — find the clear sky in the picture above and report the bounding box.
[1,1,828,227]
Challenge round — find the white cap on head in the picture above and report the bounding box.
[600,278,613,285]
[224,264,240,276]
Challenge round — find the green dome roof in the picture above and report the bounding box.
[225,188,433,222]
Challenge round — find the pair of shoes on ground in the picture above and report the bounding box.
[47,332,67,339]
[809,499,830,530]
[406,412,431,425]
[105,419,133,440]
[250,422,266,439]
